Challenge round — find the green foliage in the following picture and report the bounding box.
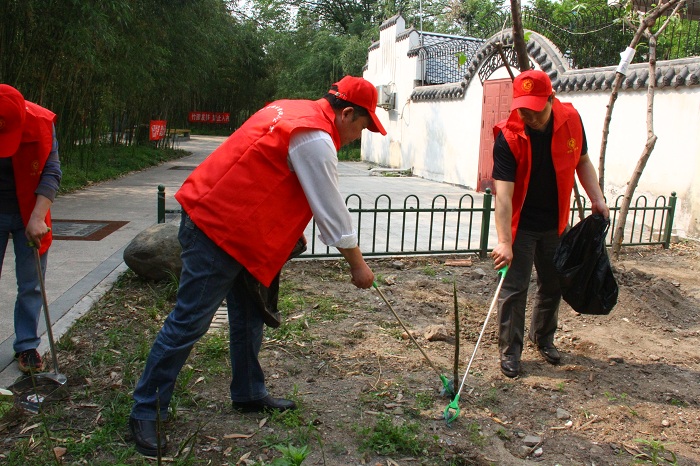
[634,438,678,465]
[358,414,427,456]
[59,145,188,194]
[199,329,230,359]
[465,421,485,446]
[669,398,687,408]
[415,391,435,410]
[271,444,310,465]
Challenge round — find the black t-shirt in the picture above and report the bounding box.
[492,116,587,232]
[0,158,19,214]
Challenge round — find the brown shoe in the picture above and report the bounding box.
[16,349,44,373]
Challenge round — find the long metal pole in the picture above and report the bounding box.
[33,247,66,384]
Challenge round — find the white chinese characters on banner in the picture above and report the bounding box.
[188,111,230,124]
[149,120,167,141]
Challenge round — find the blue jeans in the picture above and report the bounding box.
[131,213,268,421]
[497,229,562,360]
[0,212,47,354]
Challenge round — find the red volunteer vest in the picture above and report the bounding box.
[175,98,340,286]
[11,101,57,255]
[493,98,583,240]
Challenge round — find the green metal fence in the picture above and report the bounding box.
[157,185,677,257]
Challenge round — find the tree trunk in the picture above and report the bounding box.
[510,0,530,71]
[610,0,685,257]
[597,0,682,194]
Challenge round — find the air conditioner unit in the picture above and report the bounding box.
[376,85,395,111]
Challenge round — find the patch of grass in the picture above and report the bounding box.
[0,399,13,417]
[357,414,428,456]
[310,297,347,322]
[422,266,437,277]
[59,144,188,194]
[465,421,486,447]
[199,328,229,359]
[475,387,500,408]
[381,323,404,340]
[634,437,678,465]
[269,317,308,341]
[271,444,310,465]
[415,391,435,410]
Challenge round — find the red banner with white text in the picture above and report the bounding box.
[149,120,167,141]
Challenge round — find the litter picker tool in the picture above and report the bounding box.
[444,265,508,424]
[8,241,67,413]
[373,282,454,396]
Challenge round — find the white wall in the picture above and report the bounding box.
[363,18,700,238]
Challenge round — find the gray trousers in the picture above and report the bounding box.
[497,229,562,360]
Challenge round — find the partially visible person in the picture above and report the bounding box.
[129,76,387,457]
[490,70,609,378]
[0,84,61,373]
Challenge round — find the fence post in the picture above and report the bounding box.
[157,184,165,224]
[479,188,493,259]
[662,191,677,249]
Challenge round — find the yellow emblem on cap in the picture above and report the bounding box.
[567,138,576,150]
[521,79,534,93]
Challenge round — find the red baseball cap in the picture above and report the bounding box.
[0,84,26,158]
[329,76,387,135]
[510,70,553,112]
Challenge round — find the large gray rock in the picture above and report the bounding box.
[124,223,181,281]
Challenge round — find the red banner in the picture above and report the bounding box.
[188,111,230,124]
[149,120,167,141]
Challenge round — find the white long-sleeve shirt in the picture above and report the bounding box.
[288,129,358,249]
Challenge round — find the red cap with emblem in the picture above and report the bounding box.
[511,70,553,112]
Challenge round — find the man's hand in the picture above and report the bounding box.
[25,216,50,248]
[490,242,513,271]
[590,198,610,220]
[350,262,374,289]
[337,246,374,288]
[25,194,53,248]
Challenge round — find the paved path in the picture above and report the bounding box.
[0,135,484,387]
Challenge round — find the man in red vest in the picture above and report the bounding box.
[129,76,387,456]
[490,70,609,378]
[0,84,61,374]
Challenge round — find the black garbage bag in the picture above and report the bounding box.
[243,236,308,328]
[553,214,618,315]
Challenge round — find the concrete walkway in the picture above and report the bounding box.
[0,135,482,387]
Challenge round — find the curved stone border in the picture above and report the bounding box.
[410,28,700,101]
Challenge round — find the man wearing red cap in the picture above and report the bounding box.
[129,76,387,456]
[490,70,609,378]
[0,84,61,374]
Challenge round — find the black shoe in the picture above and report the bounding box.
[500,359,521,378]
[537,345,561,365]
[232,394,297,413]
[129,416,167,456]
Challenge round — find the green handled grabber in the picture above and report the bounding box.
[373,282,454,397]
[444,265,508,424]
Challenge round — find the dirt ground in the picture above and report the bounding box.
[2,241,699,465]
[253,240,700,465]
